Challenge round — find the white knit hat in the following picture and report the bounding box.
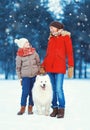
[14,38,28,48]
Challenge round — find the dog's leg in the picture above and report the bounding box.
[45,103,51,116]
[37,105,43,115]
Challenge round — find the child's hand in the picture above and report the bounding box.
[20,79,22,86]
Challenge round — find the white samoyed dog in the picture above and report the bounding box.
[32,74,53,116]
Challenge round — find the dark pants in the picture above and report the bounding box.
[21,77,36,106]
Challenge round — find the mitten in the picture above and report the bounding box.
[68,67,74,78]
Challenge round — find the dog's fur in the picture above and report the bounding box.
[32,74,53,116]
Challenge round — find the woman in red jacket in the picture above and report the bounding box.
[41,21,74,118]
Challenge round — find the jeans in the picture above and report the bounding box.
[48,73,65,109]
[21,77,36,106]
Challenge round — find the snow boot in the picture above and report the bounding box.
[17,106,26,115]
[57,108,64,118]
[50,108,58,117]
[28,105,33,114]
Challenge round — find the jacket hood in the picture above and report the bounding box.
[60,30,71,36]
[49,29,71,40]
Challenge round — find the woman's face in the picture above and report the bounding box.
[50,26,58,35]
[23,41,30,48]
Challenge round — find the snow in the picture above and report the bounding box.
[0,79,90,130]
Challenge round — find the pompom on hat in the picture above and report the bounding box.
[14,38,29,48]
[50,21,64,29]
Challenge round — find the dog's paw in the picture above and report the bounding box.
[37,110,43,115]
[38,112,43,115]
[45,111,49,116]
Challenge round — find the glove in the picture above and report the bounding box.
[39,66,46,75]
[68,67,74,78]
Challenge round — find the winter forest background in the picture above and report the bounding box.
[0,0,90,80]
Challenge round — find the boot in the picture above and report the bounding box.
[50,108,58,117]
[57,108,64,118]
[17,106,26,115]
[28,105,33,114]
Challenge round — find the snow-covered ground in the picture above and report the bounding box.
[0,79,90,130]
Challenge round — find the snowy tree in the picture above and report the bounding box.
[0,0,90,79]
[0,0,53,79]
[41,0,90,78]
[62,1,90,78]
[0,0,17,79]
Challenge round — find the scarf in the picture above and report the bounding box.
[17,47,35,57]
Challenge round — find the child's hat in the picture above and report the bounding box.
[14,38,28,48]
[50,21,64,29]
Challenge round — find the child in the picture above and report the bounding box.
[15,38,40,115]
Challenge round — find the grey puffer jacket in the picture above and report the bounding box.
[16,51,40,79]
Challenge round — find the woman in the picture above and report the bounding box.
[41,21,74,118]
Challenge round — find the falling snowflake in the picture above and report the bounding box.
[85,18,88,21]
[69,13,72,16]
[5,28,10,34]
[14,2,20,8]
[9,15,13,18]
[25,25,28,28]
[77,22,81,26]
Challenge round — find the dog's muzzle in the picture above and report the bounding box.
[40,84,46,90]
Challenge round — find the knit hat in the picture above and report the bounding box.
[50,21,64,29]
[14,38,29,48]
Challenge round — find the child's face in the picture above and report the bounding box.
[50,26,58,35]
[23,41,31,48]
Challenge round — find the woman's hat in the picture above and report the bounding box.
[50,21,64,29]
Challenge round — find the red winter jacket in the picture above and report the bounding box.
[42,31,74,74]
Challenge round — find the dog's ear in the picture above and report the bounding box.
[45,74,50,79]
